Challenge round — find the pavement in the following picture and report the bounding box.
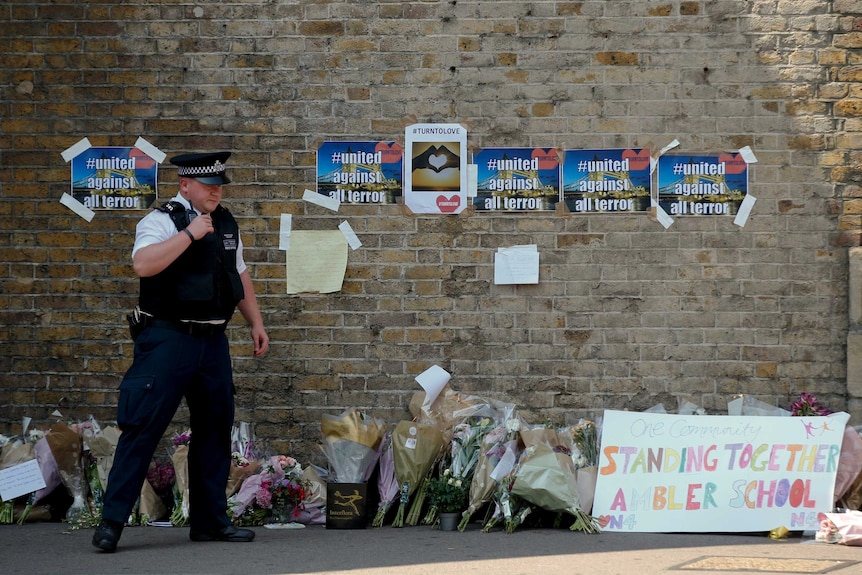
[2,522,861,575]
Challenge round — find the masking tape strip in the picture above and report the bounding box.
[339,220,362,250]
[60,192,95,222]
[651,198,674,229]
[279,214,292,251]
[651,138,680,174]
[303,188,340,212]
[60,138,92,163]
[134,136,167,163]
[738,145,758,164]
[733,194,756,228]
[467,164,478,198]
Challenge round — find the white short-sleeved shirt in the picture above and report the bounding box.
[132,194,247,275]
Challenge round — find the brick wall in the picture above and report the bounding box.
[1,1,860,460]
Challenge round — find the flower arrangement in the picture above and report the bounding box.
[229,455,312,525]
[571,419,599,468]
[425,468,469,514]
[146,458,175,513]
[790,392,832,417]
[170,430,191,526]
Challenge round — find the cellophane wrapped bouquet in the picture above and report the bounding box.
[169,431,191,526]
[229,455,311,525]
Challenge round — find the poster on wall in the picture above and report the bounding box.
[562,148,652,214]
[70,146,158,210]
[316,141,403,205]
[657,153,748,216]
[472,147,560,212]
[403,123,468,214]
[592,409,849,533]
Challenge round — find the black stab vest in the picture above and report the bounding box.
[139,202,244,321]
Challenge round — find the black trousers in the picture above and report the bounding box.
[101,325,235,531]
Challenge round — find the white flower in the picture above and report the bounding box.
[454,479,462,487]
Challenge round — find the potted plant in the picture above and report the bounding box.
[425,468,469,530]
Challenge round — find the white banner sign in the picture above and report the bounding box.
[593,409,849,533]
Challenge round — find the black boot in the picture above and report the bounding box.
[92,519,124,552]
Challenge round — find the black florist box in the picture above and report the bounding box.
[326,482,367,529]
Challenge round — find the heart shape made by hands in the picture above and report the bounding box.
[428,154,447,171]
[436,195,461,213]
[375,141,403,163]
[532,148,559,170]
[621,148,651,171]
[718,152,747,174]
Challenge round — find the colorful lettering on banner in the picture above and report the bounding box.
[593,410,849,533]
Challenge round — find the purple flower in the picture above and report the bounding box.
[790,392,831,416]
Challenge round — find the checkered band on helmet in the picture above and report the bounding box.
[177,160,226,177]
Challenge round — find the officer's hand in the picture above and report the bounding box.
[186,214,214,240]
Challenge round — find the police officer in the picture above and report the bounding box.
[93,152,269,552]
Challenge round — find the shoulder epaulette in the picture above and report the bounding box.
[155,201,186,215]
[155,201,189,231]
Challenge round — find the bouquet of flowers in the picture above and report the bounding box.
[509,441,601,534]
[140,458,174,522]
[390,420,444,527]
[425,467,469,515]
[458,403,519,531]
[170,431,191,526]
[371,432,399,527]
[569,418,601,514]
[46,421,89,526]
[229,455,311,525]
[227,422,261,498]
[422,417,493,525]
[319,409,386,484]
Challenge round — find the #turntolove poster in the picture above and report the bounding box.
[403,123,467,214]
[592,409,849,533]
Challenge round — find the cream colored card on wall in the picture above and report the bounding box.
[286,230,348,294]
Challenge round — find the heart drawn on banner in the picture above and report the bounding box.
[436,195,461,213]
[621,148,651,171]
[374,141,403,163]
[531,148,559,170]
[718,152,747,174]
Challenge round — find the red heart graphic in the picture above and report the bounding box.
[436,195,461,213]
[532,148,559,170]
[621,148,651,171]
[597,515,611,528]
[375,141,403,163]
[718,152,747,174]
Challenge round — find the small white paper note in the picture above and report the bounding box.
[0,459,47,501]
[415,364,451,407]
[494,244,539,285]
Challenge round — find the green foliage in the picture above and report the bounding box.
[425,469,469,513]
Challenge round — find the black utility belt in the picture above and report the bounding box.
[147,318,228,337]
